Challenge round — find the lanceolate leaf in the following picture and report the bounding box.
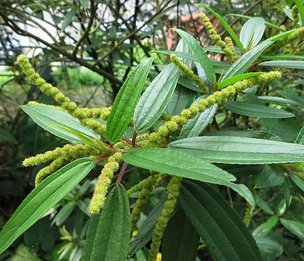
[134,63,179,133]
[201,4,243,50]
[123,147,236,184]
[175,28,215,83]
[180,181,261,261]
[0,158,94,255]
[227,14,285,32]
[162,208,199,261]
[240,17,266,50]
[225,101,294,118]
[221,29,293,80]
[218,72,262,88]
[223,39,273,80]
[259,60,304,70]
[123,147,254,206]
[21,104,99,142]
[280,218,304,241]
[83,185,130,261]
[106,58,153,143]
[278,90,304,107]
[170,136,304,164]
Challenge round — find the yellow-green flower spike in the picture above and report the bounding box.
[148,176,182,261]
[292,5,299,26]
[225,37,237,62]
[17,55,78,114]
[17,54,106,135]
[73,107,112,120]
[199,13,234,59]
[23,144,99,167]
[88,152,122,214]
[243,204,253,227]
[170,54,208,93]
[35,156,66,186]
[131,183,153,231]
[127,174,163,196]
[148,71,281,145]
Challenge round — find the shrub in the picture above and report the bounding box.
[1,5,304,261]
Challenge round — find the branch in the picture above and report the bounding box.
[93,0,174,67]
[72,0,97,58]
[0,12,122,85]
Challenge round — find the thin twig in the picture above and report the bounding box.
[72,0,97,57]
[93,0,174,66]
[116,162,128,184]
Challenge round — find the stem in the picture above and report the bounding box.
[132,132,137,147]
[116,162,128,184]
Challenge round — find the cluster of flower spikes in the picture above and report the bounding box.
[17,54,127,215]
[148,176,182,261]
[146,71,282,146]
[23,144,99,186]
[130,173,163,231]
[199,12,236,62]
[17,54,109,135]
[88,152,122,214]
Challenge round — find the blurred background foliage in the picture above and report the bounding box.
[0,0,304,260]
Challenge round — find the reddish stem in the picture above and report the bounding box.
[94,154,107,163]
[116,162,128,184]
[132,132,137,147]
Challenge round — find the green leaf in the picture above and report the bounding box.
[218,72,262,89]
[254,237,283,259]
[0,158,94,255]
[174,28,215,83]
[261,54,304,60]
[166,85,196,116]
[255,165,285,188]
[180,181,261,261]
[179,102,218,138]
[21,104,99,142]
[106,58,153,143]
[295,0,304,25]
[162,207,199,261]
[227,14,285,32]
[129,193,167,256]
[259,60,304,69]
[290,174,304,193]
[178,76,202,92]
[62,9,76,30]
[52,202,75,226]
[0,128,17,144]
[222,39,273,80]
[123,147,236,185]
[225,101,294,118]
[278,90,304,106]
[280,218,304,241]
[83,185,130,261]
[252,216,279,237]
[257,96,298,107]
[123,147,254,206]
[170,136,304,164]
[134,63,179,133]
[201,5,243,50]
[240,17,266,50]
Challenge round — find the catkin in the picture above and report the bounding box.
[148,176,182,261]
[88,152,122,214]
